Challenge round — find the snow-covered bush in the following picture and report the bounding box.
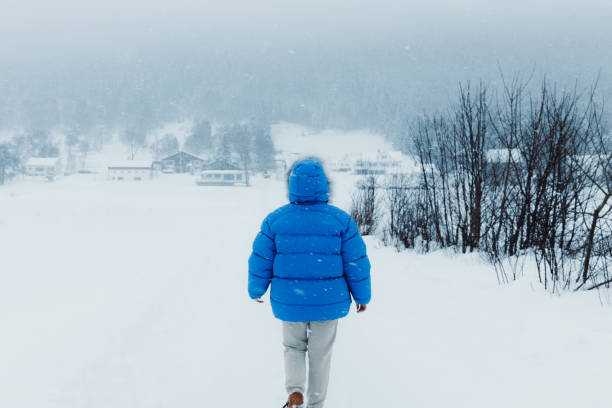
[350,174,380,236]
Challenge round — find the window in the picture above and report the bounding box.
[236,174,243,180]
[223,174,234,181]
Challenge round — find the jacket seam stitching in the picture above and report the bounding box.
[252,252,274,261]
[277,251,340,256]
[273,275,343,281]
[260,228,274,241]
[270,298,350,306]
[344,254,368,264]
[342,232,359,243]
[346,276,370,283]
[249,271,271,279]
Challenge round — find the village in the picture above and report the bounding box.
[4,124,545,192]
[0,121,432,188]
[18,148,421,187]
[4,117,589,196]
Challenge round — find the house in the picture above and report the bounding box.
[25,157,62,180]
[107,162,154,181]
[152,161,163,172]
[161,151,205,174]
[485,148,522,186]
[196,170,245,186]
[485,149,521,164]
[332,155,353,172]
[353,151,405,175]
[196,159,246,186]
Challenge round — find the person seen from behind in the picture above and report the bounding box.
[248,158,371,408]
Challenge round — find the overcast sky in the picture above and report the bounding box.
[2,0,611,57]
[1,0,611,131]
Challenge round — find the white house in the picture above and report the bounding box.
[331,154,354,172]
[107,162,154,181]
[354,151,406,175]
[25,157,62,180]
[196,170,245,186]
[485,148,521,164]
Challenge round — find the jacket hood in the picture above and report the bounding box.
[289,159,329,204]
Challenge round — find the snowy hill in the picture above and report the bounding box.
[84,134,154,172]
[271,123,393,162]
[146,120,195,148]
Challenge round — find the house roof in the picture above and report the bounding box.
[486,149,521,163]
[359,151,403,162]
[26,157,60,167]
[161,151,203,162]
[203,159,241,171]
[107,161,152,169]
[201,170,243,175]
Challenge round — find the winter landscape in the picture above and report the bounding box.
[1,1,612,408]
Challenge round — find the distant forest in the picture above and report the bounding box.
[1,14,610,149]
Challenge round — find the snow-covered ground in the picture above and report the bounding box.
[1,172,611,408]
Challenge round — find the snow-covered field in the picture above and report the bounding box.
[1,172,611,408]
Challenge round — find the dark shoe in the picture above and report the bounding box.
[282,391,304,408]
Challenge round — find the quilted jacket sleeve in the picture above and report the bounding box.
[341,217,371,305]
[248,217,276,299]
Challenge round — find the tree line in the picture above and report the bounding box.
[150,120,276,174]
[352,75,611,292]
[0,120,277,185]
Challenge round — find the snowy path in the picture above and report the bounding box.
[1,175,611,408]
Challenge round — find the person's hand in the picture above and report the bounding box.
[254,298,264,304]
[356,304,367,313]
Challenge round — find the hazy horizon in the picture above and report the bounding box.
[2,0,611,133]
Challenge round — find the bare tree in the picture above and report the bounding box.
[378,74,610,293]
[0,143,20,185]
[350,175,380,236]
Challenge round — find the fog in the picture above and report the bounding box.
[1,0,611,134]
[1,4,612,406]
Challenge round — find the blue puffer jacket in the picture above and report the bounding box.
[248,159,371,322]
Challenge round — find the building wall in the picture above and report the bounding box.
[108,168,151,181]
[197,171,244,185]
[26,165,57,177]
[163,155,203,173]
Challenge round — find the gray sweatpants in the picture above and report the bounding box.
[282,320,338,408]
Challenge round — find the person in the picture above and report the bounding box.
[248,158,371,408]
